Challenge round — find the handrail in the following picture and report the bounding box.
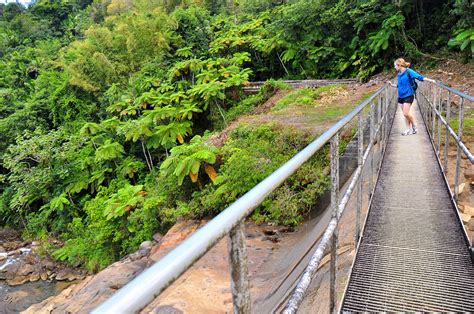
[418,83,473,163]
[435,82,474,103]
[92,85,394,313]
[417,82,473,250]
[426,103,473,162]
[283,86,396,313]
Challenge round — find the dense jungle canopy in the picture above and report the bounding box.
[0,0,472,271]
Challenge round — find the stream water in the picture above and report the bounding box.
[0,245,75,313]
[0,279,67,313]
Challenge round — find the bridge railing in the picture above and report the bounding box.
[417,82,474,249]
[282,86,397,313]
[92,85,397,314]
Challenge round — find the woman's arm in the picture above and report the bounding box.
[387,80,397,87]
[408,68,436,83]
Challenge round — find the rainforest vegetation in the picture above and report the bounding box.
[0,0,472,271]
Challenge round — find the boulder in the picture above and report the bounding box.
[56,268,75,281]
[22,220,208,313]
[74,271,87,281]
[23,252,37,265]
[8,249,22,257]
[149,219,202,261]
[463,205,474,216]
[458,183,466,195]
[460,212,471,223]
[3,240,22,251]
[29,272,40,282]
[468,218,474,231]
[2,261,20,275]
[139,240,154,251]
[448,150,457,157]
[66,271,86,281]
[7,275,30,286]
[129,249,149,261]
[23,257,148,313]
[465,167,474,181]
[41,259,55,270]
[17,262,35,276]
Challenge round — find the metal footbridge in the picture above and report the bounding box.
[341,87,474,311]
[93,81,474,313]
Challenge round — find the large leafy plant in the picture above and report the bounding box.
[160,135,218,185]
[448,28,474,59]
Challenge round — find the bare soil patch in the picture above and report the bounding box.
[426,59,474,96]
[207,90,290,147]
[252,89,288,114]
[208,82,381,147]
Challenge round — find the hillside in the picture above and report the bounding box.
[22,59,474,312]
[0,0,472,278]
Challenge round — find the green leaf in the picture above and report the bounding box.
[49,193,70,212]
[80,122,101,136]
[95,140,125,162]
[174,161,186,177]
[190,160,200,174]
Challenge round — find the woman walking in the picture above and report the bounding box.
[388,58,436,135]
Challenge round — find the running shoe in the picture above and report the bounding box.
[401,129,413,136]
[412,124,418,134]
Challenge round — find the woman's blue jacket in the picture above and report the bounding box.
[397,68,425,98]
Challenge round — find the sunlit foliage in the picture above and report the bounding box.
[0,0,470,271]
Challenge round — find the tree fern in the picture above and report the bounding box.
[160,135,218,185]
[95,140,125,162]
[104,184,145,220]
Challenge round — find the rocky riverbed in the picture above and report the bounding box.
[0,228,87,312]
[0,280,78,314]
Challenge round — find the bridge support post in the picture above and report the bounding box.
[369,101,374,198]
[431,87,437,142]
[380,93,385,153]
[377,94,382,144]
[437,88,443,156]
[384,88,390,151]
[355,114,363,245]
[229,222,251,314]
[428,84,434,133]
[454,98,464,202]
[376,95,384,171]
[444,92,451,173]
[330,133,339,313]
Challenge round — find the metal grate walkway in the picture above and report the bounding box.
[342,101,474,311]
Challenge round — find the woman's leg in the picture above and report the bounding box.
[399,103,410,129]
[402,102,415,128]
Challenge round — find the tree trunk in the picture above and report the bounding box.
[141,136,153,172]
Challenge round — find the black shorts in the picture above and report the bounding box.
[398,95,414,104]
